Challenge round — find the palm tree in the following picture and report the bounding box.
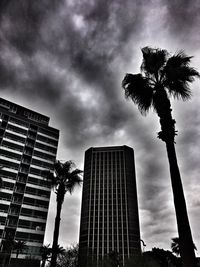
[122,47,199,267]
[40,244,52,267]
[171,237,180,256]
[13,240,27,258]
[171,237,197,257]
[45,160,82,267]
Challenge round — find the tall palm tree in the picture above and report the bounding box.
[13,240,27,258]
[122,47,199,267]
[46,160,82,267]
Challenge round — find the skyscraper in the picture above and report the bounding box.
[0,98,59,266]
[79,146,141,266]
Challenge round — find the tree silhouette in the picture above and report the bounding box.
[45,160,82,267]
[122,47,199,267]
[171,237,180,257]
[13,240,27,258]
[40,244,52,267]
[171,237,197,257]
[56,243,79,267]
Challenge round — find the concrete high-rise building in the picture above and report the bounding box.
[79,146,141,266]
[0,98,59,266]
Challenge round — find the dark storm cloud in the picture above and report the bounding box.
[165,0,200,44]
[0,0,63,54]
[0,0,147,144]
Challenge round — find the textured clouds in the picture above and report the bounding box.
[0,0,200,251]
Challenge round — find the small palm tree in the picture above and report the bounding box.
[171,237,180,256]
[13,240,27,258]
[45,160,82,267]
[40,244,52,267]
[171,237,197,257]
[56,244,66,256]
[122,47,199,267]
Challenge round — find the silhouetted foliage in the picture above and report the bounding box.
[122,46,199,267]
[40,244,52,267]
[56,243,78,267]
[171,237,181,257]
[171,237,197,257]
[13,240,27,258]
[125,248,181,267]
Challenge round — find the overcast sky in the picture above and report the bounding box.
[0,0,200,252]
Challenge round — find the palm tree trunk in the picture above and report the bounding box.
[50,199,63,267]
[154,89,197,267]
[166,140,196,267]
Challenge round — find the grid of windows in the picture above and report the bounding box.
[0,98,59,262]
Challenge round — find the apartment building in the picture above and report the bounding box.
[79,146,141,267]
[0,98,59,266]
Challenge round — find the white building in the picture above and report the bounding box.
[0,98,59,266]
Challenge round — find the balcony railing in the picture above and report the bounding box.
[15,188,24,194]
[23,202,48,210]
[20,213,46,220]
[24,150,32,156]
[17,177,27,183]
[16,237,43,243]
[26,142,34,148]
[6,223,17,228]
[22,159,31,164]
[27,134,36,140]
[12,198,22,204]
[18,224,44,231]
[19,168,29,174]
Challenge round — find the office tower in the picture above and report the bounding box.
[0,98,59,266]
[79,146,141,266]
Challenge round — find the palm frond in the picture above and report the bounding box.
[164,51,199,100]
[42,169,58,189]
[141,46,168,76]
[56,245,66,255]
[63,160,74,172]
[55,160,75,177]
[167,51,193,67]
[66,170,83,194]
[54,161,64,176]
[166,80,192,100]
[40,244,52,260]
[122,73,153,114]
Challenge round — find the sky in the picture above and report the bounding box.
[0,0,200,252]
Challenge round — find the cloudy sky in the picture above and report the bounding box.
[0,0,200,252]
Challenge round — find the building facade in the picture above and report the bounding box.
[0,98,59,266]
[79,146,141,266]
